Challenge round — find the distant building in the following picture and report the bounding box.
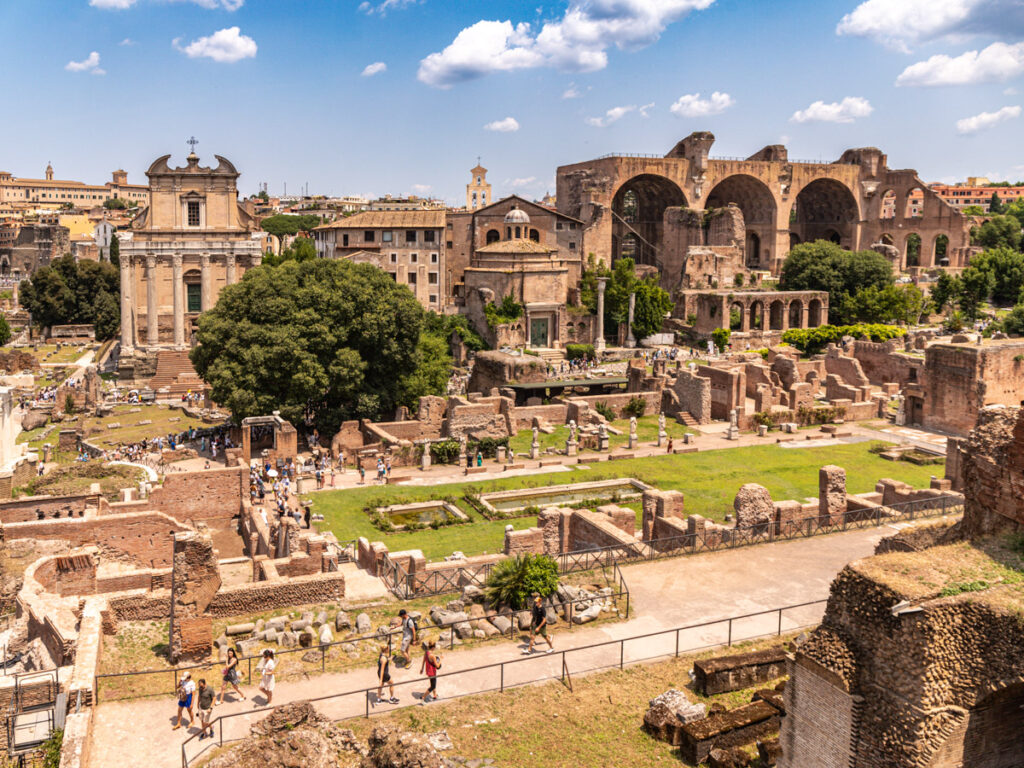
[312,209,446,311]
[0,165,148,209]
[466,164,491,211]
[0,222,69,277]
[368,195,445,212]
[929,178,1024,212]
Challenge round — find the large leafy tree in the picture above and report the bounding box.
[19,255,120,339]
[779,240,893,324]
[190,259,426,433]
[581,256,673,340]
[971,215,1022,251]
[262,237,317,267]
[968,247,1024,305]
[260,214,321,240]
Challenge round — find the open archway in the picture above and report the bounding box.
[791,179,860,249]
[880,233,895,246]
[926,682,1024,768]
[769,300,784,330]
[934,234,949,265]
[904,187,924,219]
[906,233,921,268]
[789,300,803,329]
[611,174,687,268]
[749,300,764,331]
[705,174,778,268]
[729,301,744,331]
[486,229,500,244]
[879,189,896,220]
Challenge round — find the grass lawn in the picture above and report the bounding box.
[14,462,146,500]
[315,441,942,561]
[342,633,794,768]
[508,414,694,456]
[78,403,210,448]
[29,343,93,365]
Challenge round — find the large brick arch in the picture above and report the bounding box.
[705,174,777,269]
[790,178,861,250]
[610,174,687,268]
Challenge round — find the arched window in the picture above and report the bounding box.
[515,226,521,239]
[486,229,500,244]
[529,229,539,242]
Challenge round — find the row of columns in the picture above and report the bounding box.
[121,252,238,353]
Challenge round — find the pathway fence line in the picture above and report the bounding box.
[380,495,962,599]
[179,598,828,768]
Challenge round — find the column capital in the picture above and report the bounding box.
[225,252,236,265]
[171,253,183,269]
[145,253,157,268]
[200,252,211,267]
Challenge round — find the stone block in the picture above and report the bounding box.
[734,484,773,531]
[226,622,255,636]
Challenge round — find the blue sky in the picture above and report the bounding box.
[2,0,1024,203]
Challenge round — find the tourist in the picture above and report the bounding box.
[419,640,441,703]
[172,671,195,730]
[338,450,345,472]
[476,451,483,467]
[217,648,245,704]
[196,679,215,740]
[358,464,366,484]
[376,645,399,704]
[667,436,674,453]
[398,608,417,667]
[524,592,554,654]
[256,649,276,705]
[385,456,392,479]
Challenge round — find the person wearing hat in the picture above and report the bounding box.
[173,671,195,730]
[524,592,554,654]
[397,608,417,668]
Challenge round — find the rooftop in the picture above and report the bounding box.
[315,210,445,229]
[475,239,558,254]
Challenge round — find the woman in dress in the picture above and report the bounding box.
[256,648,276,706]
[216,648,245,704]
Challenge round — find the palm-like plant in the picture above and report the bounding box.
[484,554,559,610]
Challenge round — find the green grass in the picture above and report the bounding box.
[79,403,209,448]
[508,414,693,455]
[30,343,93,365]
[316,441,941,561]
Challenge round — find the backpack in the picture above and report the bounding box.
[405,615,418,634]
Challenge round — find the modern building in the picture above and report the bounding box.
[466,164,491,211]
[368,195,445,211]
[117,150,263,382]
[928,179,1024,212]
[312,209,446,311]
[0,165,149,208]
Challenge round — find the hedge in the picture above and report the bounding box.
[781,324,905,354]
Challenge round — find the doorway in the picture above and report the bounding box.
[530,317,550,348]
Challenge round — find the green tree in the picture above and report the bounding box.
[263,237,317,266]
[581,257,672,340]
[972,215,1022,251]
[484,554,559,610]
[108,232,120,269]
[0,315,10,346]
[1001,304,1024,335]
[102,197,127,210]
[957,264,995,320]
[931,272,961,314]
[190,258,425,433]
[779,240,893,322]
[257,189,270,202]
[711,326,731,352]
[989,192,1005,214]
[18,255,120,339]
[1004,198,1024,229]
[396,331,451,411]
[969,247,1024,304]
[962,205,986,216]
[260,213,321,241]
[837,284,930,325]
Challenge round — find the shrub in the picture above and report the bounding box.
[484,554,559,610]
[484,293,524,328]
[943,311,965,334]
[467,436,508,458]
[733,273,745,287]
[752,411,778,429]
[64,394,76,415]
[781,324,905,355]
[686,313,697,326]
[594,401,615,421]
[42,729,63,768]
[711,327,731,352]
[623,396,647,418]
[565,343,594,361]
[429,439,460,465]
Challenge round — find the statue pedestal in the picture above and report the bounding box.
[530,442,540,460]
[657,430,667,447]
[566,440,578,457]
[598,436,609,452]
[420,450,431,471]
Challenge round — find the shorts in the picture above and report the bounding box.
[199,707,213,722]
[401,636,413,653]
[427,676,437,693]
[380,673,392,685]
[532,623,548,638]
[178,693,193,708]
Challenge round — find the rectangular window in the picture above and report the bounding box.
[405,230,416,243]
[382,230,393,242]
[364,230,375,242]
[431,252,438,263]
[342,234,349,247]
[569,241,577,250]
[187,201,201,227]
[429,294,438,304]
[407,273,417,284]
[428,272,438,284]
[424,230,435,243]
[186,283,202,312]
[388,272,397,281]
[569,223,577,230]
[556,222,563,230]
[446,241,453,249]
[410,253,418,262]
[390,253,397,263]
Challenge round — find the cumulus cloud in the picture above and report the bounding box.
[896,41,1024,86]
[411,184,432,194]
[836,0,1024,50]
[955,105,1021,134]
[483,116,520,132]
[174,26,257,63]
[65,51,106,75]
[790,96,873,123]
[361,61,387,77]
[670,91,734,117]
[586,102,653,127]
[359,0,420,15]
[418,0,715,88]
[119,37,136,45]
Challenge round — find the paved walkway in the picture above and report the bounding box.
[87,522,907,768]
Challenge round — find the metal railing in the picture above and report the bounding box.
[179,598,826,768]
[381,495,962,599]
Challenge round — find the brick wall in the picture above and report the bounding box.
[571,391,661,419]
[824,347,869,387]
[697,364,745,420]
[852,339,922,387]
[507,404,568,432]
[206,571,345,617]
[148,467,246,521]
[669,368,712,423]
[778,655,855,768]
[504,526,544,556]
[0,493,95,524]
[568,510,645,554]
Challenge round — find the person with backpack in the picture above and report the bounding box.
[397,608,417,668]
[524,592,554,654]
[172,671,195,730]
[376,645,399,704]
[420,640,441,703]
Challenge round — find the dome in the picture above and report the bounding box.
[504,206,531,225]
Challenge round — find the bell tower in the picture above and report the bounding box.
[466,161,491,211]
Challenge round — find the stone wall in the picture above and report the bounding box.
[668,367,712,424]
[149,467,246,522]
[206,571,345,617]
[959,405,1024,537]
[824,347,869,387]
[697,364,745,420]
[0,492,95,524]
[852,339,922,387]
[923,342,1024,435]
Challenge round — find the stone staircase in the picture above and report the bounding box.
[534,348,566,365]
[676,411,700,428]
[148,350,206,396]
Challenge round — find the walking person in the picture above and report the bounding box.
[524,592,554,654]
[172,671,195,730]
[398,608,417,667]
[376,645,399,704]
[196,679,215,740]
[216,648,245,704]
[358,463,366,485]
[419,640,441,703]
[256,649,276,706]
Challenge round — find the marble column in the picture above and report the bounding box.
[625,291,636,348]
[200,253,212,311]
[145,254,158,347]
[226,253,237,285]
[595,276,608,350]
[172,253,185,350]
[119,253,134,354]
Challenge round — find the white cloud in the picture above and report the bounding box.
[418,0,715,88]
[509,176,537,188]
[359,0,419,15]
[119,37,136,46]
[484,116,520,132]
[90,0,136,8]
[65,51,106,75]
[790,96,873,123]
[836,0,1024,50]
[670,91,734,117]
[1006,86,1020,95]
[174,26,257,63]
[955,105,1021,134]
[562,83,582,99]
[361,61,387,77]
[93,0,243,7]
[586,103,653,127]
[896,42,1024,86]
[411,184,432,194]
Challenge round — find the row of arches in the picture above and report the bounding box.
[486,227,540,243]
[610,174,860,268]
[728,297,825,332]
[878,232,951,267]
[878,187,926,220]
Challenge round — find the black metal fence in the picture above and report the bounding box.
[179,598,827,768]
[380,495,962,599]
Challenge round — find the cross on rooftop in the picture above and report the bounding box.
[187,136,199,153]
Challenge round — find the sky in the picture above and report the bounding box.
[2,0,1024,204]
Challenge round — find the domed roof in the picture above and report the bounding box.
[504,206,531,224]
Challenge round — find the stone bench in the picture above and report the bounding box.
[609,452,635,461]
[464,466,488,475]
[679,699,783,765]
[503,463,527,471]
[538,459,562,467]
[693,647,787,695]
[673,447,698,454]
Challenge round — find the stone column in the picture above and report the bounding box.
[200,253,212,311]
[595,277,607,350]
[226,253,237,285]
[172,253,185,350]
[119,252,134,354]
[625,291,636,348]
[145,254,158,347]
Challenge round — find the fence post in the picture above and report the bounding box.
[219,717,223,747]
[247,657,252,685]
[321,646,325,673]
[500,663,504,693]
[620,640,624,670]
[727,619,732,647]
[675,629,679,657]
[777,608,783,636]
[568,600,573,629]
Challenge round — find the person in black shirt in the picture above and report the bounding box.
[377,645,399,704]
[523,592,554,654]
